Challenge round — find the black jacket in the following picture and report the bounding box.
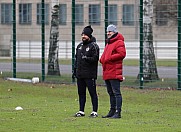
[74,36,99,79]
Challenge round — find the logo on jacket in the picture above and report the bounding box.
[78,46,82,50]
[86,47,89,51]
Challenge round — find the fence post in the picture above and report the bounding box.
[13,0,16,78]
[41,0,45,81]
[104,0,108,45]
[178,0,181,90]
[139,0,143,89]
[72,0,75,82]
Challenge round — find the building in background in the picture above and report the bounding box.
[0,0,177,58]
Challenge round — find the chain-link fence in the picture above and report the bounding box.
[0,0,180,89]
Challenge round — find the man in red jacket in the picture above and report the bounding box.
[100,24,126,118]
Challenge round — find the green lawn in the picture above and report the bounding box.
[123,59,177,67]
[0,78,181,132]
[0,58,177,67]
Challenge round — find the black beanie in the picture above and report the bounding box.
[82,25,93,38]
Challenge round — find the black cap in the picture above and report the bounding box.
[82,25,93,38]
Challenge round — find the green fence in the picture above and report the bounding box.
[0,0,180,89]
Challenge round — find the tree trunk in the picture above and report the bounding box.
[141,0,159,81]
[47,0,60,75]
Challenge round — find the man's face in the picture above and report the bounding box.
[107,31,115,38]
[82,34,90,41]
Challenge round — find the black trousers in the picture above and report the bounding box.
[105,79,122,112]
[77,78,98,112]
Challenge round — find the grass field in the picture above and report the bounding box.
[0,78,181,132]
[0,58,177,67]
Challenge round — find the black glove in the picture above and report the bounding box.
[72,73,76,79]
[72,68,76,79]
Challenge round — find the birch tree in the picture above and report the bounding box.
[142,0,159,81]
[47,0,60,75]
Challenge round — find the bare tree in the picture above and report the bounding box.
[139,0,177,82]
[154,0,177,25]
[47,0,60,75]
[141,0,159,81]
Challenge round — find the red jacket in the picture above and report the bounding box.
[100,33,126,81]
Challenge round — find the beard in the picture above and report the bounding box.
[82,38,89,44]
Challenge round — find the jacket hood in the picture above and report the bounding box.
[107,32,124,44]
[91,36,96,42]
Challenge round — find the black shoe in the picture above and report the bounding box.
[109,112,121,119]
[102,109,116,118]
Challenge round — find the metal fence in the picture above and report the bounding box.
[0,0,180,89]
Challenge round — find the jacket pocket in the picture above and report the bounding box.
[115,64,122,75]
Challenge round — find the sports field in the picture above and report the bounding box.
[0,78,181,132]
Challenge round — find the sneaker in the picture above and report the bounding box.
[74,111,85,117]
[89,111,98,118]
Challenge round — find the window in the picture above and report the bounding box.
[122,4,134,26]
[1,3,13,24]
[37,3,49,25]
[89,4,100,25]
[59,4,67,25]
[108,4,117,25]
[155,5,168,26]
[19,3,32,24]
[75,4,84,25]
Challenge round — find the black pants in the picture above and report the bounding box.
[105,79,122,111]
[77,78,98,112]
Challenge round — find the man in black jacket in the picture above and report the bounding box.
[72,25,99,117]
